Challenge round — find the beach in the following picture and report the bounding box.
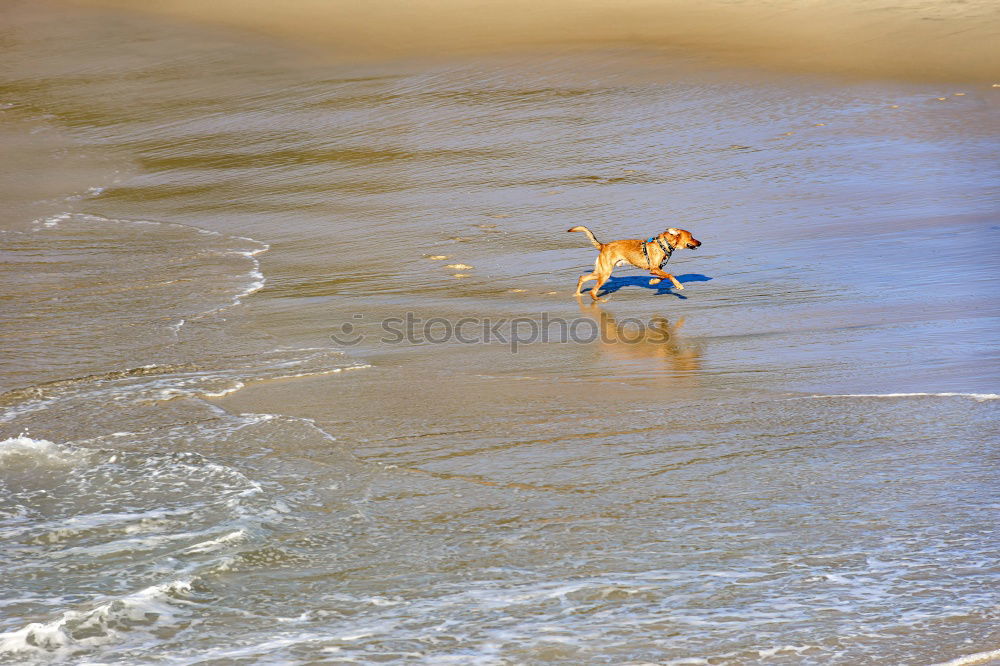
[1,0,998,663]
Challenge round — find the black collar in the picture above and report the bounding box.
[656,238,674,261]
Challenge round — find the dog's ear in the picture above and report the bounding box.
[666,227,679,236]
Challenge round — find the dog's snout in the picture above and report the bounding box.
[687,239,701,249]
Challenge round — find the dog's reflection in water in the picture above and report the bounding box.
[577,300,701,377]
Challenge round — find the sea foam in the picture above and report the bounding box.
[0,435,85,466]
[0,579,196,658]
[932,648,1000,666]
[798,392,999,402]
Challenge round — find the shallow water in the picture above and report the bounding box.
[1,1,998,664]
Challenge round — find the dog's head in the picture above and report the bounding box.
[663,227,701,250]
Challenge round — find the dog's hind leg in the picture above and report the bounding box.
[575,272,598,297]
[589,266,615,302]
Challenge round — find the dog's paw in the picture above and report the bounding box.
[649,278,662,285]
[675,284,685,291]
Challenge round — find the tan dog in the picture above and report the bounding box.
[568,225,701,301]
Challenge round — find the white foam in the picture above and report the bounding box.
[189,240,271,319]
[0,508,189,542]
[180,529,247,555]
[0,435,56,455]
[2,351,369,426]
[28,212,271,321]
[182,632,328,662]
[0,436,82,465]
[66,186,106,201]
[797,392,999,402]
[265,364,373,381]
[34,212,71,230]
[0,579,194,658]
[198,381,246,399]
[756,644,819,658]
[931,648,1000,666]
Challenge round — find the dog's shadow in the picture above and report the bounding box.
[597,274,712,299]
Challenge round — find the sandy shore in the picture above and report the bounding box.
[73,0,1000,81]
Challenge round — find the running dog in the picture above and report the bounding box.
[568,226,701,301]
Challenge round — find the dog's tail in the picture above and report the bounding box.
[567,225,602,250]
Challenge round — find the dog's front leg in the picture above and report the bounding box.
[650,268,683,290]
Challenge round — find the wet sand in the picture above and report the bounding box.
[2,1,999,663]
